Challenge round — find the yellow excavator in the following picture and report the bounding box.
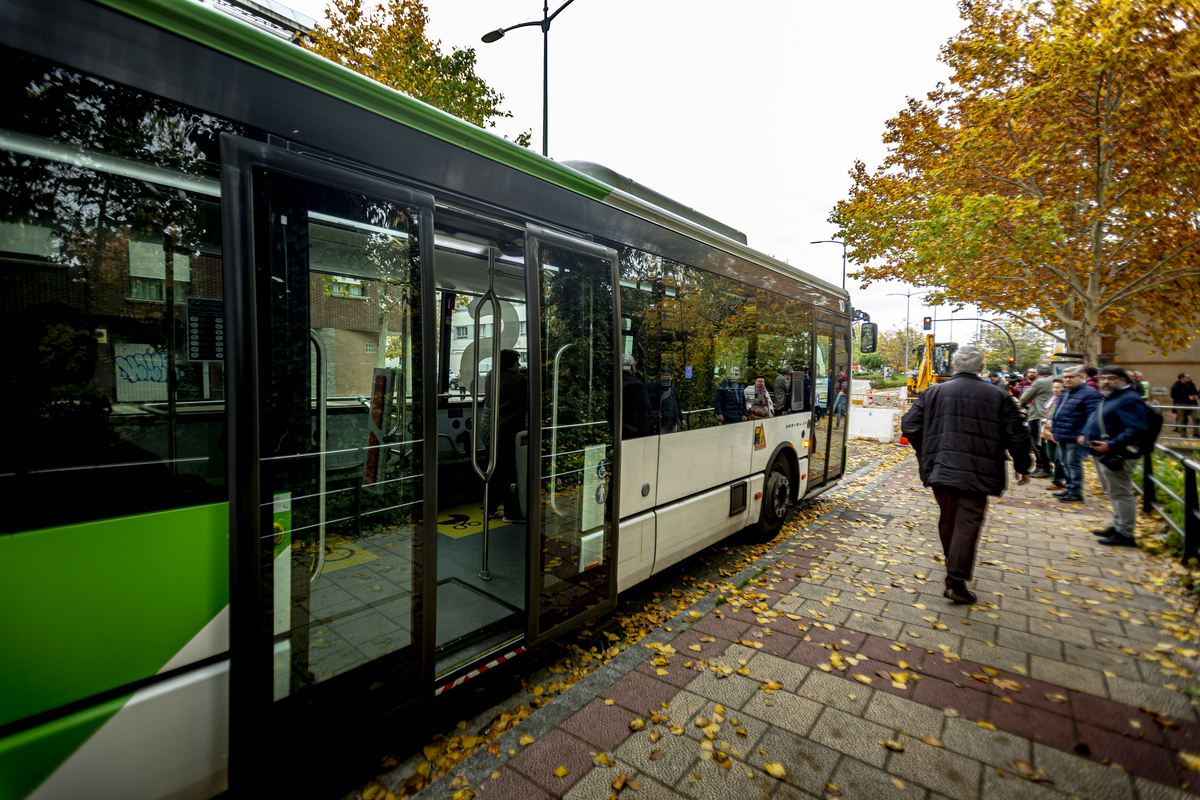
[907,334,958,396]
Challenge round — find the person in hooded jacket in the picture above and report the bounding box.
[901,346,1032,604]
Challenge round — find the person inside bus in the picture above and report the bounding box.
[647,366,682,434]
[772,365,792,415]
[487,349,528,522]
[621,353,653,439]
[833,370,850,427]
[714,367,748,424]
[748,375,774,419]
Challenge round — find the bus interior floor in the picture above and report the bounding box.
[435,521,527,649]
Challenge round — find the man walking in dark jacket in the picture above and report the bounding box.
[901,346,1031,604]
[1049,368,1101,503]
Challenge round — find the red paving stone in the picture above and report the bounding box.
[987,697,1077,750]
[633,658,697,688]
[912,675,991,721]
[1070,690,1159,734]
[689,612,752,641]
[473,767,552,800]
[599,669,678,715]
[559,697,642,752]
[506,728,597,795]
[1076,722,1178,784]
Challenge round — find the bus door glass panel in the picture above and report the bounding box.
[252,169,424,709]
[811,327,834,485]
[828,324,851,479]
[531,233,620,639]
[431,234,529,677]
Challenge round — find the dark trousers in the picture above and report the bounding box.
[487,426,523,519]
[932,486,989,584]
[1028,420,1050,472]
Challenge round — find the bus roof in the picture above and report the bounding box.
[92,0,848,301]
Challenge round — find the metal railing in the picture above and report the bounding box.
[1134,442,1200,562]
[1150,403,1200,441]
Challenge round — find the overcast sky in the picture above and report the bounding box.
[285,0,989,341]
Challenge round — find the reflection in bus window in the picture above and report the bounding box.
[0,54,241,532]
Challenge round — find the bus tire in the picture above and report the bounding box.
[755,456,792,540]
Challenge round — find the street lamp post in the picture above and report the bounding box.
[481,0,578,158]
[887,288,933,376]
[810,239,847,290]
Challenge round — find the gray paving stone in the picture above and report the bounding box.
[994,628,1063,660]
[830,755,927,800]
[661,691,710,729]
[844,614,906,639]
[1029,619,1096,648]
[684,670,761,710]
[954,620,999,645]
[960,639,1029,672]
[979,762,1069,800]
[1131,775,1195,800]
[742,726,840,797]
[808,706,892,767]
[1061,644,1141,680]
[681,699,768,755]
[1031,743,1133,800]
[1122,622,1168,644]
[674,755,779,800]
[614,725,699,788]
[798,670,873,716]
[745,651,810,693]
[740,688,825,737]
[563,757,637,800]
[888,735,982,800]
[940,717,1031,769]
[620,773,689,800]
[1029,655,1109,696]
[864,691,947,737]
[1105,674,1198,722]
[969,607,1029,633]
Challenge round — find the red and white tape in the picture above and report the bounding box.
[434,646,526,697]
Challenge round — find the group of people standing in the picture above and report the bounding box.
[902,346,1152,605]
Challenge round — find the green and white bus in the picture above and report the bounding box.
[0,0,852,795]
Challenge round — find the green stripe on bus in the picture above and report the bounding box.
[0,694,124,800]
[92,0,613,203]
[0,502,229,728]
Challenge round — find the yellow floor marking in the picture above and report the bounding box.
[437,502,489,539]
[321,536,380,573]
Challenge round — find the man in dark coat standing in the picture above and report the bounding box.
[901,345,1032,604]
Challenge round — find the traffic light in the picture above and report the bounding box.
[922,316,932,331]
[1006,357,1015,368]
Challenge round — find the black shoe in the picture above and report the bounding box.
[943,584,977,604]
[1058,494,1084,503]
[1091,526,1117,537]
[1052,491,1070,498]
[1030,470,1053,479]
[1098,533,1136,547]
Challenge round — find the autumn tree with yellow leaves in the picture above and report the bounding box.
[301,0,531,145]
[831,0,1200,363]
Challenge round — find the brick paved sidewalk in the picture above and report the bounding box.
[414,454,1200,800]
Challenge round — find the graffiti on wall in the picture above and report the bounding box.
[114,343,173,401]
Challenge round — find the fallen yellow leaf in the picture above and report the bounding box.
[764,762,787,779]
[553,765,569,778]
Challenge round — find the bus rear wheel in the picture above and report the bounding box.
[755,457,792,539]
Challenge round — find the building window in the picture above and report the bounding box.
[129,240,190,300]
[331,278,366,297]
[454,326,468,339]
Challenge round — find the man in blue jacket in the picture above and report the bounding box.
[1082,366,1148,546]
[1049,367,1101,503]
[714,367,748,425]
